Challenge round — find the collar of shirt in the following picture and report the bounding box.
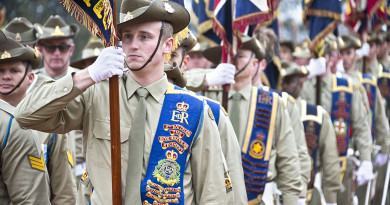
[228,83,252,101]
[125,73,168,104]
[0,99,15,115]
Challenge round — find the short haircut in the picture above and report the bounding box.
[162,21,173,40]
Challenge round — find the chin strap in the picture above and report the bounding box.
[0,67,28,95]
[251,63,261,82]
[127,21,165,72]
[234,52,254,77]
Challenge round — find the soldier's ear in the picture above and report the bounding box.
[181,55,190,71]
[163,37,174,54]
[259,59,267,71]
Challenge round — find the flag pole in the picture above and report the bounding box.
[109,0,122,204]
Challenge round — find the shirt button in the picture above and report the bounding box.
[63,87,68,92]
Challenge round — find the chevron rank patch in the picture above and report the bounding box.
[29,153,45,172]
[67,151,74,168]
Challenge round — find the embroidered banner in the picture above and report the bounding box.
[331,75,353,181]
[140,85,204,205]
[241,87,278,204]
[358,72,377,141]
[301,100,323,190]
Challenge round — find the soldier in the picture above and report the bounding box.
[279,40,294,61]
[292,41,311,67]
[281,61,340,205]
[205,35,301,204]
[167,31,247,204]
[0,30,51,204]
[15,0,228,204]
[338,34,390,204]
[300,34,374,205]
[3,16,78,205]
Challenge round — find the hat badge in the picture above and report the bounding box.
[52,25,65,37]
[164,2,175,14]
[1,51,11,59]
[124,12,134,22]
[34,46,40,58]
[15,33,22,42]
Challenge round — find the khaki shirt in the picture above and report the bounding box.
[342,72,390,154]
[296,98,340,203]
[300,74,373,161]
[379,56,390,69]
[278,92,311,197]
[15,74,227,205]
[0,100,51,205]
[228,84,302,204]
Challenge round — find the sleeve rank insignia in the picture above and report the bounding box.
[208,107,215,121]
[29,153,46,172]
[67,151,74,168]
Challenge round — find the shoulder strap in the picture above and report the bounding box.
[2,115,14,151]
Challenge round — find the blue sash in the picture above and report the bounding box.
[140,84,204,205]
[358,72,377,141]
[378,64,390,117]
[300,100,323,190]
[242,87,278,204]
[331,75,353,181]
[204,99,221,125]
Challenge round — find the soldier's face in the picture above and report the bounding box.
[369,42,377,57]
[235,49,257,80]
[340,48,357,71]
[122,21,173,71]
[38,38,74,72]
[280,46,293,61]
[0,61,34,99]
[282,76,302,99]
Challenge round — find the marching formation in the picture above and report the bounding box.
[0,0,390,204]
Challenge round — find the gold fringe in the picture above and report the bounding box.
[165,27,189,62]
[59,0,117,47]
[305,9,342,21]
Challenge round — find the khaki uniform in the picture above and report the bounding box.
[0,100,51,205]
[379,56,390,69]
[301,74,373,205]
[263,88,311,197]
[228,84,302,204]
[35,67,85,173]
[15,74,228,205]
[32,68,78,204]
[296,98,340,203]
[342,72,390,153]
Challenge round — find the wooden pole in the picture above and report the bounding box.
[110,0,122,204]
[221,44,229,110]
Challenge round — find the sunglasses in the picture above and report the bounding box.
[40,44,72,53]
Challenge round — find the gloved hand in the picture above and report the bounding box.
[356,160,374,186]
[306,57,326,78]
[87,46,125,83]
[205,63,235,86]
[356,43,370,58]
[326,203,336,205]
[298,198,306,205]
[336,60,345,73]
[374,153,388,167]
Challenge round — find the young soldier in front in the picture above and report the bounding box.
[15,0,227,204]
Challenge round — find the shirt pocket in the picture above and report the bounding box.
[92,119,131,143]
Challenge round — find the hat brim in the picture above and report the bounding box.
[203,46,222,66]
[0,38,42,69]
[164,64,187,88]
[70,56,97,69]
[118,0,189,37]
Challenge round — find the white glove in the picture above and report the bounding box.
[326,203,337,205]
[298,198,306,205]
[337,60,345,73]
[205,63,235,86]
[356,43,370,58]
[374,153,388,167]
[306,57,326,79]
[356,160,374,186]
[87,46,125,83]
